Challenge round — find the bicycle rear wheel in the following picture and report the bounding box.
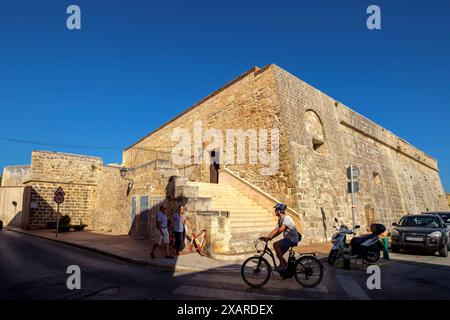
[294,256,324,287]
[241,256,271,288]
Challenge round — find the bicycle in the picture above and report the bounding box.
[182,228,207,256]
[241,237,324,288]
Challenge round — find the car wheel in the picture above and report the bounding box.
[391,246,400,254]
[439,244,448,258]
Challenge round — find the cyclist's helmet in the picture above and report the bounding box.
[274,203,287,212]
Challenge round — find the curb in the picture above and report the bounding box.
[5,227,205,272]
[6,227,328,271]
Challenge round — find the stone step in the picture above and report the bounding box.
[230,225,274,233]
[209,201,263,208]
[212,209,267,215]
[213,211,269,217]
[212,205,263,211]
[209,199,259,205]
[190,183,233,189]
[187,180,278,256]
[197,193,240,199]
[230,221,276,228]
[230,216,276,223]
[210,206,266,212]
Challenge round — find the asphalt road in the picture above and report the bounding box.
[1,229,450,300]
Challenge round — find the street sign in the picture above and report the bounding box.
[348,181,360,193]
[347,164,359,229]
[54,186,65,204]
[53,186,65,238]
[347,166,360,180]
[54,187,66,196]
[54,194,65,204]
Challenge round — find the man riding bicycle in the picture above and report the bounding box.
[261,203,301,271]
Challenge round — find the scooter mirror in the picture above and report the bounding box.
[334,218,338,223]
[354,225,360,229]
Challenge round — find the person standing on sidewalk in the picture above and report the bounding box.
[173,205,189,255]
[150,205,173,259]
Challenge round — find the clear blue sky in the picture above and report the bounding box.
[0,0,449,191]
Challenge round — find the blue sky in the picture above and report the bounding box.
[0,0,449,190]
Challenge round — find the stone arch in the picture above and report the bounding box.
[304,110,326,153]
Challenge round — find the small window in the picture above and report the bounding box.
[373,172,382,185]
[312,138,324,153]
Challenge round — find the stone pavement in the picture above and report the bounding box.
[5,227,330,271]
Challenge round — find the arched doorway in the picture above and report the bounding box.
[209,150,220,184]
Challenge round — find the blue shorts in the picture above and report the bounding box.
[279,238,298,253]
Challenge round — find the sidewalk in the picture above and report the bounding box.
[6,227,330,272]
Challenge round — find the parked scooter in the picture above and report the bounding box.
[328,218,386,265]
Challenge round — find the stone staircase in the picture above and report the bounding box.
[187,181,277,255]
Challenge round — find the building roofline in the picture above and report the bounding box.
[124,62,437,167]
[3,165,30,169]
[124,64,273,151]
[32,150,103,161]
[270,64,438,164]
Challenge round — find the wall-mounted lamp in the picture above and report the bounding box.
[12,201,17,207]
[120,167,128,178]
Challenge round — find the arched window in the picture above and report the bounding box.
[305,110,325,153]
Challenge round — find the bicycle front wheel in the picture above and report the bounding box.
[294,256,324,287]
[241,256,271,288]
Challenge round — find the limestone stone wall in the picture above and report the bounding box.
[122,64,447,243]
[1,166,30,187]
[272,65,447,242]
[123,65,296,206]
[17,150,176,234]
[90,165,131,234]
[0,186,24,227]
[26,182,96,228]
[24,151,102,228]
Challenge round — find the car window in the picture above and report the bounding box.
[399,217,441,228]
[438,214,450,224]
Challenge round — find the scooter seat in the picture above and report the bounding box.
[350,234,376,246]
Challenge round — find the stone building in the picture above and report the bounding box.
[1,64,447,259]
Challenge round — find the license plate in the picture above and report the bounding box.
[405,237,423,242]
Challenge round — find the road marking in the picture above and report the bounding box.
[172,285,303,300]
[192,273,329,293]
[336,275,371,300]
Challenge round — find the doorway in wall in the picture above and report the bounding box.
[209,150,220,184]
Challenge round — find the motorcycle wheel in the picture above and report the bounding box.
[327,249,339,265]
[363,246,380,263]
